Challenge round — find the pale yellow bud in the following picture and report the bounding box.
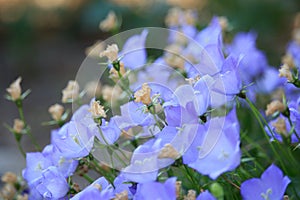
[13,119,24,134]
[218,16,228,31]
[0,183,16,200]
[102,85,122,102]
[6,77,22,101]
[1,172,17,184]
[184,10,196,25]
[89,100,106,118]
[281,54,295,68]
[48,104,64,121]
[265,100,285,116]
[158,143,180,159]
[85,40,105,58]
[134,83,152,105]
[279,64,293,82]
[292,28,300,44]
[272,117,287,135]
[16,194,28,200]
[176,181,182,198]
[99,11,117,32]
[184,190,196,200]
[100,44,119,62]
[109,62,126,81]
[62,80,80,103]
[165,7,181,27]
[113,190,128,200]
[93,183,102,191]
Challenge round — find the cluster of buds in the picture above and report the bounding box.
[61,80,80,103]
[0,172,27,200]
[265,100,286,116]
[134,83,152,105]
[89,100,107,124]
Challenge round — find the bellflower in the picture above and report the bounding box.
[240,164,290,200]
[28,166,69,200]
[227,32,269,83]
[287,41,300,69]
[71,177,114,200]
[114,101,155,131]
[51,121,94,159]
[42,144,78,177]
[134,177,177,200]
[183,109,241,179]
[119,29,148,70]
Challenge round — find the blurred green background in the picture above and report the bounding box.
[0,0,299,174]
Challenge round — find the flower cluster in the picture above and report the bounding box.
[2,8,300,200]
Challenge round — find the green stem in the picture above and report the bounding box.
[287,117,300,141]
[17,103,41,151]
[81,173,94,184]
[16,141,26,158]
[245,98,288,173]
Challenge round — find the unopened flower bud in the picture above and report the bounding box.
[134,83,152,105]
[184,10,196,25]
[100,44,119,63]
[1,172,17,184]
[165,8,181,27]
[16,194,28,200]
[272,117,288,135]
[282,54,295,68]
[218,16,228,31]
[158,143,180,159]
[48,104,64,121]
[102,85,122,102]
[0,183,16,200]
[279,64,293,82]
[13,119,24,134]
[6,77,22,101]
[184,190,196,200]
[85,81,102,98]
[114,190,128,200]
[210,182,224,199]
[265,100,285,116]
[99,11,117,32]
[89,100,106,118]
[62,80,80,103]
[175,181,182,198]
[93,183,102,191]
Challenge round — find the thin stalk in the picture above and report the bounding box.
[245,98,288,173]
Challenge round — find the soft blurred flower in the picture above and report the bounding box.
[100,44,119,63]
[85,81,102,97]
[240,164,290,200]
[282,54,295,68]
[265,100,285,116]
[99,11,118,32]
[6,77,22,101]
[119,30,148,70]
[89,100,107,119]
[13,118,24,134]
[48,104,64,121]
[85,40,106,58]
[16,194,28,200]
[62,80,80,103]
[102,85,122,102]
[0,183,16,200]
[110,0,149,8]
[1,172,17,184]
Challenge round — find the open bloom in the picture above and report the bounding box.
[241,164,290,200]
